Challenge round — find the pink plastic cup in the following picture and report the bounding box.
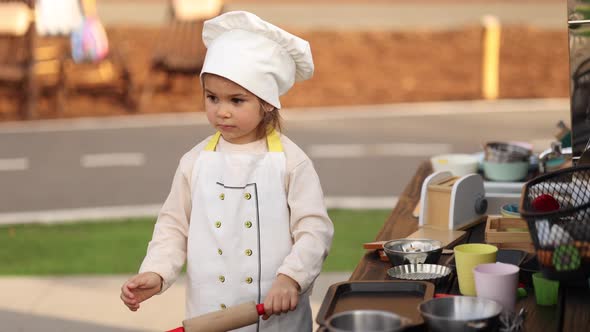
[473,262,520,312]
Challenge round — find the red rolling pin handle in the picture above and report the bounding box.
[166,327,185,332]
[166,303,266,332]
[256,303,265,315]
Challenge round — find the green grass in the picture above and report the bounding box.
[322,209,390,271]
[0,209,390,275]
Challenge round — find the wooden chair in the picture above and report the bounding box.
[139,0,223,110]
[0,0,37,118]
[61,45,136,111]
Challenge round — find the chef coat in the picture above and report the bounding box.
[139,132,334,332]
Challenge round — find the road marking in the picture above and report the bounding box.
[308,143,452,158]
[0,197,397,225]
[325,196,398,209]
[0,98,568,133]
[0,158,28,171]
[81,153,145,168]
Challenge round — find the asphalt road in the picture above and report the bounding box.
[0,99,570,223]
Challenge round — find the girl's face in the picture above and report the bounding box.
[203,74,265,144]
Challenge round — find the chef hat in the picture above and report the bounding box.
[200,11,314,109]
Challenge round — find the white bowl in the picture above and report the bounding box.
[430,154,479,176]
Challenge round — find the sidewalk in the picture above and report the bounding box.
[0,272,350,332]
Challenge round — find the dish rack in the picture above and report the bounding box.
[520,165,590,281]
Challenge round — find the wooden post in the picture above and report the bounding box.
[23,2,36,119]
[481,15,501,100]
[80,0,97,17]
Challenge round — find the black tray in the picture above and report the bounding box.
[316,280,434,328]
[447,249,529,268]
[519,255,541,286]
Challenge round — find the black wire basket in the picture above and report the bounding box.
[520,165,590,281]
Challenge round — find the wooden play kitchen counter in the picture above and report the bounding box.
[342,161,590,331]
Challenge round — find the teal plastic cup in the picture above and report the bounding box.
[532,272,559,306]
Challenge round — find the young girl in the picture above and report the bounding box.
[120,11,334,331]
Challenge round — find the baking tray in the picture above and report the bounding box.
[315,280,434,328]
[387,264,452,288]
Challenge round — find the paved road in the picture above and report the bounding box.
[0,98,569,223]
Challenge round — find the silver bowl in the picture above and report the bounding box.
[383,239,443,266]
[484,142,531,163]
[418,296,503,332]
[325,310,405,332]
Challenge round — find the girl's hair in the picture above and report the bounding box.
[256,100,282,139]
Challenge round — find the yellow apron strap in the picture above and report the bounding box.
[204,131,222,151]
[267,129,283,152]
[204,130,283,152]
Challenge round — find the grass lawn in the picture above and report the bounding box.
[0,209,390,275]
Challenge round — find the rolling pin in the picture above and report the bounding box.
[166,302,265,332]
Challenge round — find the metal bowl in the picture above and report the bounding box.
[418,296,503,332]
[484,142,531,163]
[383,239,443,266]
[387,264,452,286]
[325,310,405,332]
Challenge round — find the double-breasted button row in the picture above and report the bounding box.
[218,192,252,200]
[215,248,252,256]
[216,275,254,284]
[215,220,253,228]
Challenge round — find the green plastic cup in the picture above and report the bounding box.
[454,243,498,296]
[532,272,559,306]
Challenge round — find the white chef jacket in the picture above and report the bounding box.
[139,131,334,329]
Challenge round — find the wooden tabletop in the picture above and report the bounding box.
[346,160,590,332]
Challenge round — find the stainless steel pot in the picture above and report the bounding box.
[418,296,503,332]
[484,142,531,163]
[325,310,404,332]
[383,239,442,266]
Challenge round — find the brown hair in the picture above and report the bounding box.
[256,100,282,139]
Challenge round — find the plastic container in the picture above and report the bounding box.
[482,160,529,182]
[454,243,498,296]
[532,272,559,306]
[430,154,479,176]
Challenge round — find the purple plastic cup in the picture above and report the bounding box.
[474,262,520,312]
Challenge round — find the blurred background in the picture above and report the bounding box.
[0,0,575,331]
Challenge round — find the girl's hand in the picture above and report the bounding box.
[262,274,300,320]
[120,272,162,311]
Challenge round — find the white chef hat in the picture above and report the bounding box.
[200,11,314,109]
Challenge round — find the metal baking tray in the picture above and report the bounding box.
[388,264,451,281]
[315,280,435,328]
